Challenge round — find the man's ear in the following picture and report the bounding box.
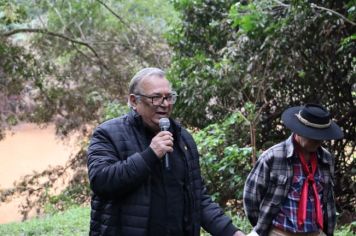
[129,94,138,110]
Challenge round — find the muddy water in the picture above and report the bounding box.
[0,123,78,224]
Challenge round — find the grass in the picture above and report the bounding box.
[0,206,354,236]
[0,206,90,236]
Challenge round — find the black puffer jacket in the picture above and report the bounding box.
[87,111,237,236]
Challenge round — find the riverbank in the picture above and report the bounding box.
[0,123,78,224]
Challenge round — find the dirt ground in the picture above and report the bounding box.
[0,123,78,224]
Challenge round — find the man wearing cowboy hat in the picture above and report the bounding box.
[243,104,343,236]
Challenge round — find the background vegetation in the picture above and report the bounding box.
[0,207,90,236]
[0,0,355,233]
[0,206,354,236]
[168,0,355,223]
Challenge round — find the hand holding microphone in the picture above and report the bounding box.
[149,118,173,170]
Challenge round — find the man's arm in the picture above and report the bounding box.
[199,180,244,236]
[243,153,271,227]
[87,126,158,197]
[181,128,245,236]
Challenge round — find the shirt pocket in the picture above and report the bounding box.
[289,174,324,202]
[289,175,304,201]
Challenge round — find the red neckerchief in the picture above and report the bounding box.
[294,138,323,229]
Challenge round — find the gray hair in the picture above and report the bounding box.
[128,67,166,94]
[127,67,167,108]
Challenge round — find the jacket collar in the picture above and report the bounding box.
[127,110,182,137]
[127,109,143,126]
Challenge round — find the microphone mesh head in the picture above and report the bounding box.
[159,118,170,129]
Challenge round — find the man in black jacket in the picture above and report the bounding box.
[87,67,245,236]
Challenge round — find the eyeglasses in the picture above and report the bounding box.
[135,92,178,106]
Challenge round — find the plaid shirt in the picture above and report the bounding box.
[243,135,336,236]
[272,159,324,232]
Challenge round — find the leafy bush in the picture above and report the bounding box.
[335,221,356,236]
[200,210,252,235]
[102,100,129,122]
[193,112,253,208]
[0,0,178,138]
[169,0,355,217]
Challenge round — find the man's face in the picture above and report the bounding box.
[296,135,323,152]
[132,75,174,131]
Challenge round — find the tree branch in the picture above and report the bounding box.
[1,28,108,70]
[272,0,356,26]
[311,3,356,26]
[96,0,137,34]
[272,0,289,8]
[95,0,163,65]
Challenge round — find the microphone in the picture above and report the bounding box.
[159,118,171,170]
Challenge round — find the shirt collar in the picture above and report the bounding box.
[285,135,295,159]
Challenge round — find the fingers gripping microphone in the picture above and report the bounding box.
[159,118,171,170]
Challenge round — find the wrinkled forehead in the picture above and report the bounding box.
[139,75,172,94]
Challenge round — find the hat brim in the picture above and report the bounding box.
[281,106,344,140]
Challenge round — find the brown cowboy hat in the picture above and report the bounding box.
[281,103,344,140]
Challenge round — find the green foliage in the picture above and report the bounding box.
[346,0,356,20]
[193,112,253,206]
[229,2,267,35]
[169,53,225,126]
[0,206,90,236]
[0,0,27,26]
[0,0,179,223]
[0,0,178,138]
[169,0,355,217]
[167,1,242,125]
[0,38,49,139]
[102,100,129,121]
[335,221,356,236]
[44,182,91,215]
[201,210,252,235]
[1,0,355,228]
